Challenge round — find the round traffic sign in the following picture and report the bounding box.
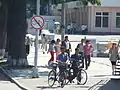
[30,15,45,30]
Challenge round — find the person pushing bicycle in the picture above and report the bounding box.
[70,48,84,84]
[57,46,69,76]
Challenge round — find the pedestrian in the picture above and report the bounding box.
[70,48,84,84]
[109,43,119,75]
[67,24,71,34]
[25,36,30,56]
[55,39,61,59]
[61,36,71,57]
[56,46,70,82]
[47,40,56,66]
[41,34,48,54]
[83,40,93,70]
[77,39,85,55]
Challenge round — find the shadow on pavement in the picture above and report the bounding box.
[98,79,120,90]
[2,65,50,78]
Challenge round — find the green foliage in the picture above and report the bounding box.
[81,0,101,6]
[40,0,101,6]
[88,0,101,5]
[40,0,49,4]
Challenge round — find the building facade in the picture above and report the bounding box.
[88,6,120,34]
[53,0,120,34]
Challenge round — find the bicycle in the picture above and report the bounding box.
[48,61,71,88]
[48,63,58,87]
[71,59,88,85]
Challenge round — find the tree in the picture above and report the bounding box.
[6,0,28,66]
[0,0,8,59]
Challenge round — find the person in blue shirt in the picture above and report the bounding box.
[56,46,69,77]
[56,46,69,63]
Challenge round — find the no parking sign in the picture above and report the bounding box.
[30,15,45,30]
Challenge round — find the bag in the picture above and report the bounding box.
[117,54,120,60]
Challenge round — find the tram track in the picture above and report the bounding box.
[88,79,109,90]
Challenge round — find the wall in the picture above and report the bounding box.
[88,6,120,34]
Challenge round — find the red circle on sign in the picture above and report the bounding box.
[30,15,45,30]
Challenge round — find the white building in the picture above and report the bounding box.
[53,0,120,34]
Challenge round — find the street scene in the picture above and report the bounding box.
[0,0,120,90]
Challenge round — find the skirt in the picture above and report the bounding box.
[111,61,116,65]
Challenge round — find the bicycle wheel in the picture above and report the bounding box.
[48,70,56,87]
[77,69,88,85]
[59,72,66,88]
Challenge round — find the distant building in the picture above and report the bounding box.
[52,0,120,35]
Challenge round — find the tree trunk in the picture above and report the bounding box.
[7,0,28,66]
[0,0,7,59]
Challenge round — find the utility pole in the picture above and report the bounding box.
[61,0,66,41]
[33,0,40,78]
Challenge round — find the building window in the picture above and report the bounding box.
[116,12,120,28]
[95,12,109,28]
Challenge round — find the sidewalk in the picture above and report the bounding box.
[0,81,21,90]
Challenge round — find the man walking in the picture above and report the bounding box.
[41,34,48,54]
[61,36,71,57]
[77,39,85,55]
[83,40,93,70]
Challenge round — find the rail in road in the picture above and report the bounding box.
[0,68,22,90]
[88,79,109,90]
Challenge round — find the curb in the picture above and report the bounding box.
[0,67,31,90]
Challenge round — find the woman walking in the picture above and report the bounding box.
[109,43,119,75]
[55,39,61,58]
[47,40,56,66]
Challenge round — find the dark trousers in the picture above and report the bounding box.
[65,49,70,57]
[70,67,78,81]
[84,55,91,70]
[26,45,30,56]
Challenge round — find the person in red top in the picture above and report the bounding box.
[55,39,61,59]
[83,40,93,70]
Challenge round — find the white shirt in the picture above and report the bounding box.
[78,43,85,52]
[81,25,87,31]
[65,41,70,50]
[67,25,71,30]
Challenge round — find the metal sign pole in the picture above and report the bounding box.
[61,0,66,41]
[33,0,40,78]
